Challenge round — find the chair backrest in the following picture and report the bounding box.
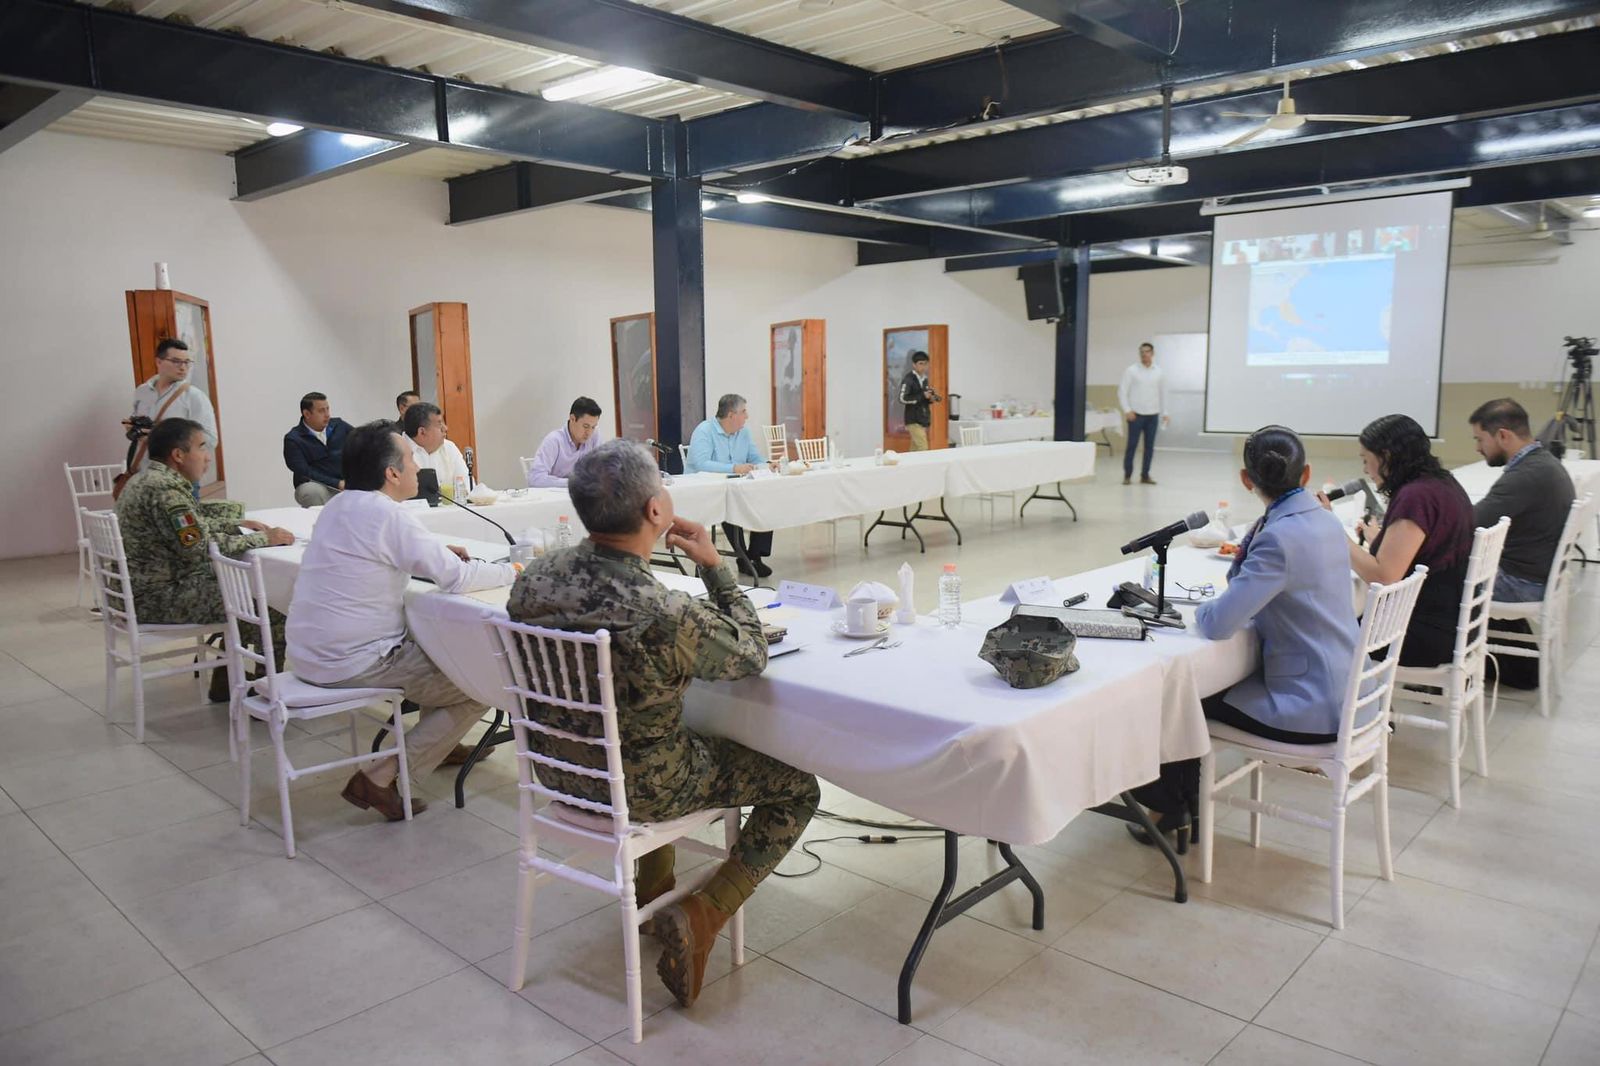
[795,436,828,463]
[762,424,788,463]
[1545,492,1594,601]
[82,509,138,635]
[518,456,537,480]
[208,544,283,698]
[1338,566,1428,753]
[958,424,984,448]
[65,463,124,541]
[1451,517,1511,667]
[489,617,628,836]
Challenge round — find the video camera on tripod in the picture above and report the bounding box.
[1537,336,1598,459]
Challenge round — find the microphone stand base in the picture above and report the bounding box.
[1125,605,1186,630]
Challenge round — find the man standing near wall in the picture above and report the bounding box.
[127,338,218,472]
[1118,342,1169,485]
[898,351,940,452]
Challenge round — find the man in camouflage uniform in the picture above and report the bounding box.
[114,418,294,700]
[508,439,818,1009]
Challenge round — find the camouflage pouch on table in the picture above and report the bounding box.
[979,614,1080,689]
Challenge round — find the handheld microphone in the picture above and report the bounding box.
[1323,478,1365,502]
[1120,511,1208,555]
[440,494,517,546]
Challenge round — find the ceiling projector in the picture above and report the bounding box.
[1124,164,1190,187]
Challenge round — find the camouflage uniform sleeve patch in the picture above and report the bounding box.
[170,506,204,550]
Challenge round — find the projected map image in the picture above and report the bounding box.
[1246,257,1395,367]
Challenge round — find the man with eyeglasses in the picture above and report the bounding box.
[126,338,218,473]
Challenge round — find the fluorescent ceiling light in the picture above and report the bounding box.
[701,198,717,212]
[1159,241,1193,256]
[735,191,769,204]
[541,66,659,102]
[265,122,303,137]
[1477,127,1600,158]
[1585,206,1600,219]
[339,134,383,148]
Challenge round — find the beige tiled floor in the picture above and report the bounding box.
[2,450,1599,1064]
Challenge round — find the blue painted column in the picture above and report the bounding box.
[651,116,706,469]
[1053,244,1091,442]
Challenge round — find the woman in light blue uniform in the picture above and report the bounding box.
[1130,425,1363,847]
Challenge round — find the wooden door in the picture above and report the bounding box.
[125,289,226,497]
[610,313,659,442]
[410,302,478,465]
[883,324,949,452]
[771,319,825,458]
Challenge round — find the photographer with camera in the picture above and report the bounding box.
[121,338,217,500]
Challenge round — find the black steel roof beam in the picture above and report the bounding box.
[340,0,873,118]
[872,101,1600,227]
[876,0,1600,133]
[232,129,424,201]
[448,161,648,223]
[0,0,667,178]
[854,28,1600,202]
[997,1,1176,63]
[0,80,88,155]
[943,248,1061,273]
[685,105,870,177]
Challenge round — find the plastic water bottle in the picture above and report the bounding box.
[1214,500,1232,539]
[554,515,574,549]
[1143,554,1162,592]
[938,563,962,628]
[452,474,469,503]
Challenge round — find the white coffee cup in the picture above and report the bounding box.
[845,596,878,635]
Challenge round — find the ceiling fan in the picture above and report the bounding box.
[1221,78,1409,147]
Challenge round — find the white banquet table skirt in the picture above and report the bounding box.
[895,440,1097,498]
[722,461,949,531]
[954,416,1054,445]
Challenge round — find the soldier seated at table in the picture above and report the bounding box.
[286,420,517,822]
[508,439,819,1010]
[113,418,295,702]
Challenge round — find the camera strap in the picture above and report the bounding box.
[114,383,191,499]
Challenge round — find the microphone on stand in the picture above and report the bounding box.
[1119,511,1209,556]
[462,446,475,490]
[441,494,517,546]
[417,468,516,546]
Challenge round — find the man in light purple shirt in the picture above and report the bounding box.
[526,396,604,487]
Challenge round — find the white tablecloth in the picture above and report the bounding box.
[954,416,1054,445]
[296,543,1249,846]
[251,444,1096,539]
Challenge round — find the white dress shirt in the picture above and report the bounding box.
[131,377,218,468]
[410,438,470,488]
[285,489,515,684]
[1117,362,1167,417]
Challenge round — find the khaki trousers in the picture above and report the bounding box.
[907,423,929,451]
[326,638,482,787]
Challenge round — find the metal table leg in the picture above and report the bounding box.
[1089,791,1188,903]
[864,498,963,552]
[1019,481,1078,521]
[897,832,1044,1024]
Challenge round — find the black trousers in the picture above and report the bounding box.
[721,523,773,560]
[1131,694,1338,818]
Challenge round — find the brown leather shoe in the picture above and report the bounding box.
[654,893,729,1008]
[340,771,426,821]
[1141,475,1157,485]
[440,743,479,767]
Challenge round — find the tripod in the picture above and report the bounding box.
[1549,353,1596,460]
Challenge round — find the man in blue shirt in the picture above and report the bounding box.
[686,393,776,577]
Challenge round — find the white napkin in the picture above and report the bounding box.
[466,483,499,505]
[848,581,898,610]
[895,563,917,624]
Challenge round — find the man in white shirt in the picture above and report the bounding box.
[402,402,470,493]
[286,420,516,820]
[1117,341,1169,485]
[127,338,218,470]
[525,396,604,488]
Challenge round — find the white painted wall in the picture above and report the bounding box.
[5,130,1595,559]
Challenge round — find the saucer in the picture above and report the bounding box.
[830,620,890,639]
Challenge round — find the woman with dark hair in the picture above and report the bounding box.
[1323,413,1473,667]
[1130,425,1365,846]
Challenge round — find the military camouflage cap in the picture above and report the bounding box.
[979,614,1080,689]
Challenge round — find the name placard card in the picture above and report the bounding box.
[775,580,841,610]
[999,576,1056,605]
